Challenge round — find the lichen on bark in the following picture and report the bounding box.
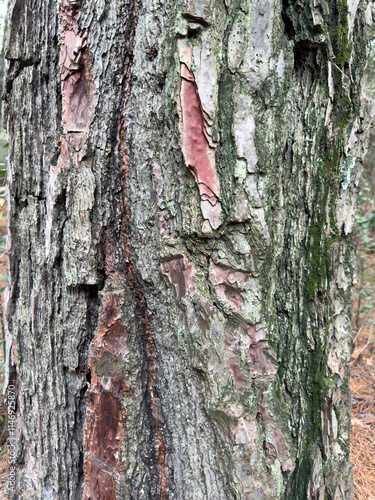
[3,0,373,498]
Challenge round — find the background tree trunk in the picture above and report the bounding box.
[3,0,373,498]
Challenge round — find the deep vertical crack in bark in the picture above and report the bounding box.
[82,0,168,496]
[120,78,169,499]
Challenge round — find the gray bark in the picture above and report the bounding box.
[3,0,373,499]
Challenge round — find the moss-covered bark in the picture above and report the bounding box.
[3,0,372,498]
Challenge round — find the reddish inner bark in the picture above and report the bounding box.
[83,292,128,500]
[180,63,220,205]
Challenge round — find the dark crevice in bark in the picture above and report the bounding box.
[293,43,319,71]
[181,13,210,27]
[81,0,170,496]
[215,0,241,221]
[2,58,41,99]
[76,381,89,498]
[120,92,169,500]
[122,5,169,495]
[281,0,295,40]
[80,285,101,370]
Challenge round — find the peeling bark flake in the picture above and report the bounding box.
[179,62,222,232]
[58,0,95,133]
[83,285,130,500]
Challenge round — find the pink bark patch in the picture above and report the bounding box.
[256,400,294,472]
[62,64,94,132]
[89,391,123,468]
[59,0,94,133]
[180,63,222,229]
[209,262,250,289]
[83,460,116,500]
[224,325,248,393]
[223,321,277,394]
[161,255,197,299]
[232,418,257,445]
[247,340,277,376]
[158,215,168,239]
[245,325,277,376]
[83,275,129,500]
[84,371,127,500]
[218,284,245,310]
[209,262,252,312]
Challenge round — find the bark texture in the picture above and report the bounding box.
[3,0,373,499]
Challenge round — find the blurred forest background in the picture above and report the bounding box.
[350,32,375,495]
[0,2,372,498]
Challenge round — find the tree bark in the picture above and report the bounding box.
[3,0,373,498]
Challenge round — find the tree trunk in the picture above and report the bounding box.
[3,0,372,498]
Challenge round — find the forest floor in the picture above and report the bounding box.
[351,350,375,500]
[350,193,375,499]
[351,318,375,500]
